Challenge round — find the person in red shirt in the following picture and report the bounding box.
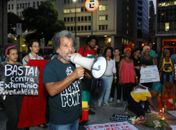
[78,36,97,115]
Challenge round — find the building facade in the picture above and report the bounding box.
[55,0,149,48]
[7,0,46,17]
[156,0,176,53]
[149,0,156,43]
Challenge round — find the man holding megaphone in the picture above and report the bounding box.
[43,30,85,130]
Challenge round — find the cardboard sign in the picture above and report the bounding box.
[0,64,39,95]
[85,121,138,130]
[140,65,160,83]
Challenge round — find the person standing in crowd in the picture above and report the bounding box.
[132,48,141,83]
[119,47,136,102]
[18,40,47,129]
[43,30,84,130]
[98,47,116,106]
[78,36,97,114]
[22,40,43,65]
[110,48,121,103]
[160,49,174,83]
[1,45,22,130]
[141,45,158,112]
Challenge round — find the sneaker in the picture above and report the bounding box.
[109,98,114,102]
[103,103,109,106]
[117,99,121,103]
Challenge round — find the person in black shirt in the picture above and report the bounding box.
[43,30,85,130]
[132,48,141,83]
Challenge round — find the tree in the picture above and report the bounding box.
[8,12,21,34]
[22,1,65,43]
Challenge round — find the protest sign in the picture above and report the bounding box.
[85,121,138,130]
[140,65,160,83]
[0,63,39,95]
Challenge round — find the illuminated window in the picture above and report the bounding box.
[165,22,170,31]
[99,5,107,11]
[99,15,108,20]
[64,9,70,13]
[158,1,176,7]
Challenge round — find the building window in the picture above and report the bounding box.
[99,25,108,30]
[99,5,107,11]
[64,9,70,13]
[37,1,40,7]
[78,26,80,31]
[88,16,91,21]
[64,17,67,22]
[8,4,10,10]
[11,4,14,9]
[165,22,170,31]
[17,4,19,9]
[99,15,108,21]
[78,17,80,22]
[33,2,35,8]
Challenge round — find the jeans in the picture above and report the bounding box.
[48,120,79,130]
[98,76,113,105]
[163,72,173,83]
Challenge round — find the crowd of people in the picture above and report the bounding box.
[0,30,176,130]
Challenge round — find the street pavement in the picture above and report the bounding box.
[23,101,176,130]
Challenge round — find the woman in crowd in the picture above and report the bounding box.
[98,47,116,106]
[141,45,158,112]
[160,49,174,83]
[110,48,121,103]
[18,40,47,129]
[2,45,23,130]
[119,47,136,102]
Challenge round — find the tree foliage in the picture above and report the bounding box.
[22,1,65,42]
[8,12,21,34]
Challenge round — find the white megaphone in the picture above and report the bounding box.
[70,53,107,79]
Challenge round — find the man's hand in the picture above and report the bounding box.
[73,67,85,79]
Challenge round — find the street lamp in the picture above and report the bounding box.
[72,0,77,38]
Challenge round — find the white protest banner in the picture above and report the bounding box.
[85,121,138,130]
[0,64,39,95]
[140,65,160,83]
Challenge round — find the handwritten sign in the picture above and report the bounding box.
[140,65,160,83]
[0,64,39,95]
[85,122,138,130]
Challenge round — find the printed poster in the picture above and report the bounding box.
[85,121,138,130]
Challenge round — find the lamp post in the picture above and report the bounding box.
[72,0,77,38]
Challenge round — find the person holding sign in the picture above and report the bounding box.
[18,40,47,129]
[1,45,22,130]
[43,30,84,130]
